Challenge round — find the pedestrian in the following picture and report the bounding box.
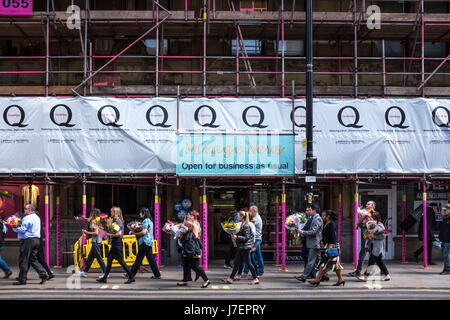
[357,211,391,282]
[235,215,257,280]
[12,204,48,285]
[349,200,376,277]
[177,210,210,288]
[439,204,450,275]
[224,211,238,269]
[295,203,323,283]
[0,218,12,279]
[226,211,259,285]
[309,210,344,287]
[96,206,133,283]
[34,211,55,280]
[243,205,264,276]
[79,208,107,279]
[413,203,437,265]
[126,207,161,284]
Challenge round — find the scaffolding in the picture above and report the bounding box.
[0,0,449,97]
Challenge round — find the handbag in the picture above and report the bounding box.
[325,247,339,258]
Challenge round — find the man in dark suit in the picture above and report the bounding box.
[414,203,438,265]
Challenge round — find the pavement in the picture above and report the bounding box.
[0,260,449,300]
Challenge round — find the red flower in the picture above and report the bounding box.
[383,229,388,234]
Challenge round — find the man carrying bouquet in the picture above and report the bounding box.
[349,200,376,277]
[296,204,323,283]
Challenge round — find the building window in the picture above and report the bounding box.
[424,42,447,58]
[142,39,168,56]
[278,40,304,56]
[231,39,263,56]
[377,41,404,57]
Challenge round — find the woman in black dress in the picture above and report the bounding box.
[309,210,344,287]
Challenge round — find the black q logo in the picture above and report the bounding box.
[146,105,171,128]
[3,105,28,128]
[242,106,268,128]
[290,106,316,128]
[385,106,409,129]
[50,104,75,127]
[194,105,219,128]
[337,106,363,128]
[431,106,450,128]
[97,105,122,127]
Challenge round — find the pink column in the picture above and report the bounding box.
[154,194,161,267]
[281,192,287,271]
[202,193,208,271]
[423,182,428,268]
[275,196,280,266]
[338,193,342,259]
[82,189,87,269]
[353,190,359,268]
[56,196,61,267]
[45,184,50,266]
[199,195,203,267]
[401,193,407,263]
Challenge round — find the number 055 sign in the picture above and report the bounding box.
[0,0,32,16]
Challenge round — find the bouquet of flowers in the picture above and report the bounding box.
[162,220,179,236]
[127,220,143,233]
[98,217,120,235]
[285,212,307,231]
[6,215,21,228]
[363,220,388,240]
[174,220,194,239]
[357,207,374,229]
[221,219,242,247]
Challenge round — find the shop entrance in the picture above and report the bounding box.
[360,189,396,260]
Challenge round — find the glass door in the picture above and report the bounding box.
[360,189,395,260]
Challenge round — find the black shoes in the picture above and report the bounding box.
[39,276,48,285]
[309,281,320,287]
[96,277,107,283]
[3,271,12,279]
[321,275,330,282]
[47,273,55,280]
[333,280,346,287]
[440,270,450,275]
[295,276,306,282]
[125,278,135,284]
[13,281,26,285]
[348,271,361,277]
[201,280,210,288]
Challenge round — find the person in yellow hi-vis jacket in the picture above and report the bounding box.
[125,207,161,284]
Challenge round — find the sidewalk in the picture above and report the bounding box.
[0,260,448,291]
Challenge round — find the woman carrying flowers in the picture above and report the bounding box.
[97,207,133,283]
[357,211,391,282]
[79,208,106,278]
[177,210,210,288]
[225,211,259,285]
[126,207,161,284]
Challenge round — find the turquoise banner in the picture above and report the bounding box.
[176,134,294,175]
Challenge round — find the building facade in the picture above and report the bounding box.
[0,0,449,267]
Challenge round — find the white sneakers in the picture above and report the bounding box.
[78,271,88,278]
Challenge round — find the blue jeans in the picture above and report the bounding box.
[442,242,450,271]
[0,246,11,273]
[244,239,264,275]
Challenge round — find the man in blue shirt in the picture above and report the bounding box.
[12,204,48,285]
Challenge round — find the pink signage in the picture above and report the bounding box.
[0,0,33,17]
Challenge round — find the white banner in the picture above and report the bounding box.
[0,97,448,174]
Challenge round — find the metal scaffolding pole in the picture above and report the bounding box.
[203,0,207,97]
[353,0,358,97]
[281,0,285,97]
[421,0,425,97]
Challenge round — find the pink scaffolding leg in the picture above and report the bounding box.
[338,193,342,259]
[353,191,359,268]
[154,194,161,267]
[281,193,287,271]
[275,196,280,266]
[423,182,428,268]
[56,196,61,267]
[45,184,49,266]
[401,193,407,263]
[202,193,208,271]
[82,192,87,270]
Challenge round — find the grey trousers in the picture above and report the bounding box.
[302,248,320,278]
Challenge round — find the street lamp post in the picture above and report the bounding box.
[303,0,317,204]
